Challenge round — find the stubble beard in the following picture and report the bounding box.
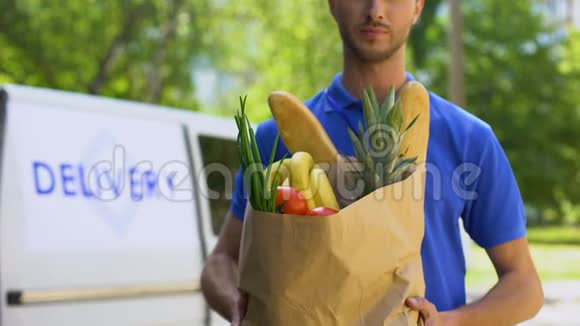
[339,25,411,64]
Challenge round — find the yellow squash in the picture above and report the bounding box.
[289,151,317,210]
[265,158,290,189]
[310,165,340,211]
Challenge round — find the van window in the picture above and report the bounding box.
[198,135,240,235]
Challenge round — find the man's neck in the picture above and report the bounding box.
[341,46,408,103]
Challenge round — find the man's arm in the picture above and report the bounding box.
[407,237,544,326]
[200,212,245,323]
[448,237,544,325]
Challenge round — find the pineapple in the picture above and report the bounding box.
[347,85,419,197]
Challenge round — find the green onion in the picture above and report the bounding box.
[235,95,282,212]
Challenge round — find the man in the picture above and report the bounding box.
[201,0,544,325]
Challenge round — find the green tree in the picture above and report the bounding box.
[1,0,577,223]
[409,0,444,67]
[206,0,342,120]
[555,27,580,225]
[208,0,444,120]
[418,0,580,223]
[0,0,210,109]
[210,0,580,223]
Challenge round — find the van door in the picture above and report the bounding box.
[184,114,241,326]
[0,86,208,325]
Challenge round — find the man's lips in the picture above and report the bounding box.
[360,27,389,37]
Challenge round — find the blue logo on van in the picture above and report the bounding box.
[32,161,176,200]
[30,129,188,237]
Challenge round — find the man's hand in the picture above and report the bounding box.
[231,291,248,326]
[406,297,461,326]
[405,238,543,326]
[406,297,444,326]
[201,213,247,323]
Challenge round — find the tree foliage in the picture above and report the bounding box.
[417,0,580,223]
[0,0,211,109]
[0,0,578,223]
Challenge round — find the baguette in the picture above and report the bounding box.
[397,81,430,163]
[268,91,339,164]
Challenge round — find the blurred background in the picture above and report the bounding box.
[1,0,579,324]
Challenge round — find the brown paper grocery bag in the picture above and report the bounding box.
[238,89,430,325]
[238,161,427,325]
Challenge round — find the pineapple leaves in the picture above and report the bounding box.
[380,86,396,124]
[368,86,381,123]
[362,87,377,130]
[348,127,367,162]
[403,114,420,135]
[348,85,419,195]
[358,120,366,148]
[387,156,418,183]
[387,98,404,133]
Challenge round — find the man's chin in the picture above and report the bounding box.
[353,47,395,63]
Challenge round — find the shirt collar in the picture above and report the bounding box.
[323,72,417,113]
[324,73,359,113]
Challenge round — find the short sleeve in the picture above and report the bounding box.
[229,168,247,220]
[461,127,527,249]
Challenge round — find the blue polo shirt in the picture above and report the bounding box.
[230,72,527,311]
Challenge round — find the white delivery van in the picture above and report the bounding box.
[0,84,237,326]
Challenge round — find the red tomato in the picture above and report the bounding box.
[306,207,338,216]
[276,186,308,215]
